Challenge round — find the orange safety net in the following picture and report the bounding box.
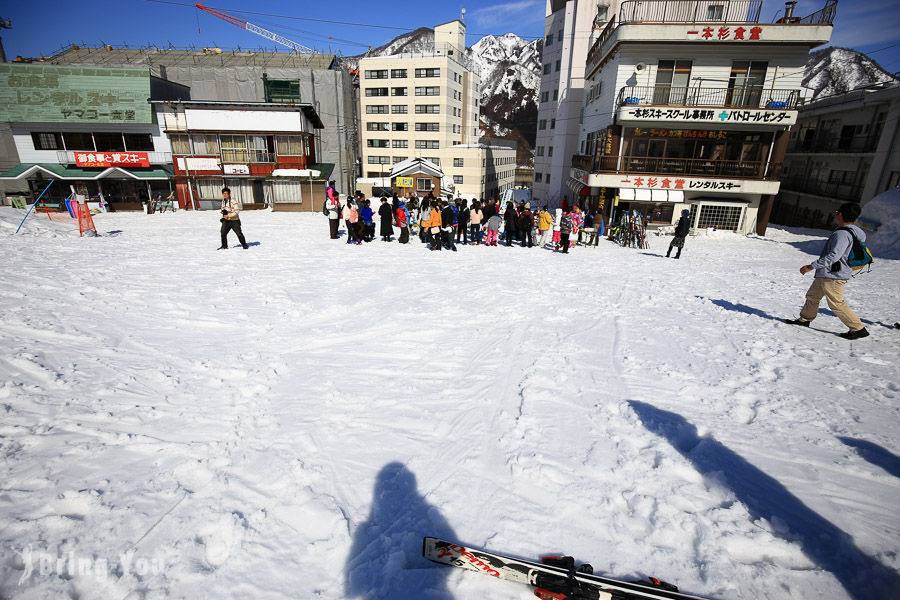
[77,202,97,237]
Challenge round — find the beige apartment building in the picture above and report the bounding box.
[359,20,513,199]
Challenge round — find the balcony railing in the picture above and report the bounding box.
[57,151,172,164]
[787,133,881,154]
[618,86,800,110]
[618,0,763,24]
[574,154,781,180]
[780,174,862,202]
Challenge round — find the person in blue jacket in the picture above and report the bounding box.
[785,202,869,340]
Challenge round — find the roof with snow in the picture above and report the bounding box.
[390,157,443,179]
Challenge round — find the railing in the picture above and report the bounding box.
[618,0,762,24]
[780,174,862,202]
[795,0,838,25]
[787,133,880,154]
[586,15,617,75]
[618,86,800,109]
[57,151,172,164]
[578,154,781,180]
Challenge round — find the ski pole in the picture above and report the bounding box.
[15,180,55,234]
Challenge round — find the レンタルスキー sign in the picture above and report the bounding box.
[0,64,152,124]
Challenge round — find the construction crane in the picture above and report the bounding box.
[195,2,315,54]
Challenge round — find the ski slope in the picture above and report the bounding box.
[1,207,898,600]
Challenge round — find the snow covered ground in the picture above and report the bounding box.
[1,207,898,600]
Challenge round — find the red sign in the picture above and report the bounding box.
[75,152,150,168]
[689,26,762,40]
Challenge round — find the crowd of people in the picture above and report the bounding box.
[324,182,604,253]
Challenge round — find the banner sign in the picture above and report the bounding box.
[75,152,149,167]
[223,164,250,175]
[619,107,795,126]
[619,175,742,191]
[176,157,221,172]
[0,64,152,124]
[396,177,414,187]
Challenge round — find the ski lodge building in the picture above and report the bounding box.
[570,0,837,235]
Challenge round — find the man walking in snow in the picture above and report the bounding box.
[218,187,248,250]
[785,202,869,340]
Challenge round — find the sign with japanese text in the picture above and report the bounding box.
[223,164,250,175]
[75,152,149,168]
[396,177,414,187]
[0,64,151,124]
[619,176,742,192]
[619,107,796,126]
[687,26,763,41]
[176,157,221,172]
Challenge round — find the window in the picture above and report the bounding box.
[545,33,553,46]
[653,60,692,104]
[197,179,224,200]
[546,174,550,184]
[270,180,301,204]
[366,87,389,97]
[220,135,248,162]
[391,87,408,96]
[548,146,554,157]
[392,156,408,163]
[415,140,440,149]
[367,123,389,131]
[366,105,388,114]
[727,61,768,107]
[553,89,559,101]
[170,134,190,155]
[453,158,464,167]
[391,69,407,78]
[416,105,440,114]
[539,119,547,130]
[94,132,125,152]
[392,122,408,131]
[541,91,549,103]
[365,70,388,79]
[555,60,561,72]
[453,175,464,184]
[535,172,543,183]
[264,79,300,103]
[124,133,153,151]
[368,156,390,164]
[559,28,564,41]
[250,135,275,163]
[706,4,724,20]
[191,134,219,155]
[543,64,551,75]
[367,139,390,148]
[415,123,440,132]
[392,105,408,114]
[393,140,408,148]
[416,178,433,191]
[550,119,556,129]
[276,135,306,156]
[694,204,744,231]
[415,86,440,96]
[32,132,63,150]
[62,132,94,151]
[415,68,440,78]
[597,5,609,21]
[536,146,544,157]
[426,157,441,166]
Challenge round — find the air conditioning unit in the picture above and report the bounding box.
[635,62,647,72]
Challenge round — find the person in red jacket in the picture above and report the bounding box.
[396,200,410,244]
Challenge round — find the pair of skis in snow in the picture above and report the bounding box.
[423,537,709,600]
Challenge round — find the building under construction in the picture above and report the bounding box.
[43,44,358,195]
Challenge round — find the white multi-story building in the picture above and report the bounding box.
[533,0,615,207]
[358,20,481,191]
[571,0,836,235]
[439,143,517,199]
[774,81,900,228]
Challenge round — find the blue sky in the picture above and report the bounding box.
[1,0,897,71]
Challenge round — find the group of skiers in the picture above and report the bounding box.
[324,184,597,254]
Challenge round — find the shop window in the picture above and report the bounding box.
[63,132,94,151]
[94,132,125,152]
[123,133,153,151]
[32,132,63,150]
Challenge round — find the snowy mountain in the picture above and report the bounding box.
[345,28,541,164]
[804,47,898,100]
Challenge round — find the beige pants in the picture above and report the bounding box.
[800,278,864,331]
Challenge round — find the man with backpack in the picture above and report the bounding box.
[785,202,869,340]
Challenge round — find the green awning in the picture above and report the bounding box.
[0,163,172,180]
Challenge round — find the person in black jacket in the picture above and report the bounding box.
[440,200,457,251]
[456,199,470,245]
[378,197,394,242]
[503,201,518,247]
[519,207,534,247]
[666,209,691,258]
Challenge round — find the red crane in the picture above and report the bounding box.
[195,2,316,54]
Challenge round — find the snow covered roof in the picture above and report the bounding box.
[390,157,443,179]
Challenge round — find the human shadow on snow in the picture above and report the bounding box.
[628,401,900,600]
[345,462,457,599]
[705,298,782,322]
[838,437,900,479]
